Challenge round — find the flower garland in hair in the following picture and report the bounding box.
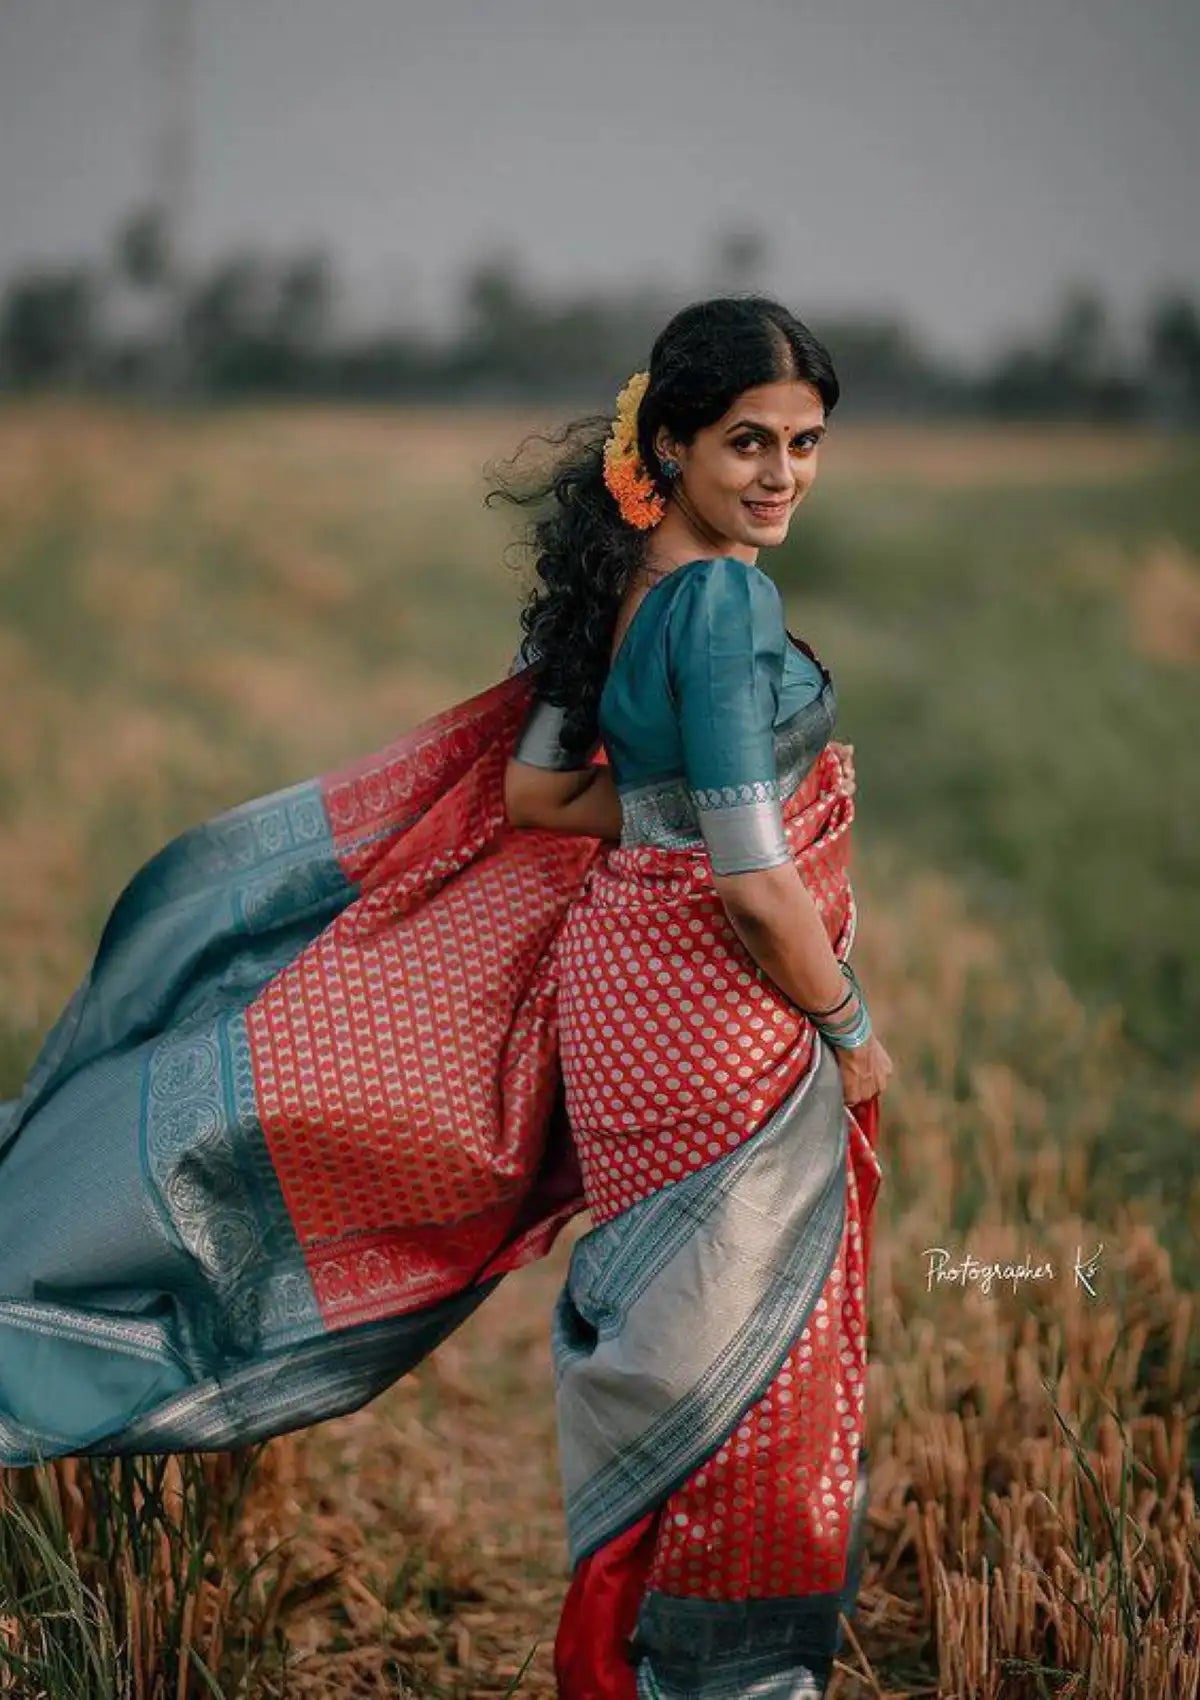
[602,370,667,530]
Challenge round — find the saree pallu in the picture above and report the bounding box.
[0,665,596,1462]
[551,736,882,1699]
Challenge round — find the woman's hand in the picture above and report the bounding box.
[833,1031,893,1107]
[816,742,881,1103]
[829,740,855,795]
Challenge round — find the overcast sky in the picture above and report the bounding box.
[1,0,1196,366]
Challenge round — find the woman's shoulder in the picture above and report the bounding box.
[597,557,791,726]
[664,553,778,591]
[663,554,783,614]
[662,555,786,654]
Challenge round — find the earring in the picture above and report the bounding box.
[660,457,681,481]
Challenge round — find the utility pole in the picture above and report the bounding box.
[145,0,196,393]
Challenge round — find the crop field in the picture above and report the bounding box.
[0,401,1197,1696]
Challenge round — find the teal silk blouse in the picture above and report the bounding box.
[510,556,837,875]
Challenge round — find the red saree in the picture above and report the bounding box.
[549,711,881,1696]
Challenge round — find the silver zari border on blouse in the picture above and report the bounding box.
[511,694,602,772]
[693,783,790,875]
[616,683,837,872]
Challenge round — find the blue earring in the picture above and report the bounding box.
[661,457,681,481]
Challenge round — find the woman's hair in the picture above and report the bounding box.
[484,294,840,759]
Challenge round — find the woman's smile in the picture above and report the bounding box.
[743,497,792,521]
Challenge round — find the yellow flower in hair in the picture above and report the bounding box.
[602,369,667,530]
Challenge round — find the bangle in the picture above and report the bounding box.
[801,960,860,1019]
[803,961,873,1050]
[816,999,872,1050]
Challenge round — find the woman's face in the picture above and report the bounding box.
[656,379,827,551]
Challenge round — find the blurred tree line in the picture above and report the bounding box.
[2,207,1198,422]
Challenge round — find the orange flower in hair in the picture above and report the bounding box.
[602,370,667,530]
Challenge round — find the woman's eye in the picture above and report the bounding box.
[733,435,819,454]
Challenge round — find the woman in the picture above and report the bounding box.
[499,297,891,1696]
[0,295,888,1697]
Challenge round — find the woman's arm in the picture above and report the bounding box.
[504,759,623,840]
[503,672,623,839]
[713,743,857,1009]
[661,562,879,1066]
[714,861,848,1013]
[719,856,893,1107]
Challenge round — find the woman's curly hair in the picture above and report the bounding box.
[484,295,840,759]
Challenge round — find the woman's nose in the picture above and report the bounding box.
[759,450,793,489]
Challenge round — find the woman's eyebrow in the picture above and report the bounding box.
[724,419,827,438]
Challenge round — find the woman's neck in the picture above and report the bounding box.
[642,502,758,573]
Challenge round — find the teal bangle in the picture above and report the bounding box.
[817,1003,873,1049]
[809,960,872,1050]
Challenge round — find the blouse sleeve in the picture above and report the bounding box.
[664,557,791,874]
[511,695,602,770]
[508,638,602,770]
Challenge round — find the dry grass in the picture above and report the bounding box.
[1062,531,1200,666]
[176,864,1195,1699]
[0,1450,297,1696]
[1127,539,1200,665]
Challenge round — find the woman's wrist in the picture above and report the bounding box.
[800,962,873,1049]
[806,978,857,1018]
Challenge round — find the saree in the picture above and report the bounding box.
[525,554,883,1697]
[550,762,881,1698]
[0,663,594,1460]
[0,554,881,1696]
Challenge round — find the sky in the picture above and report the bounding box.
[1,0,1197,368]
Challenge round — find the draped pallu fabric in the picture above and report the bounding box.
[0,666,602,1461]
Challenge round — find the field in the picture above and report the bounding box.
[0,401,1197,1697]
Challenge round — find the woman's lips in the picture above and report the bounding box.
[744,500,791,519]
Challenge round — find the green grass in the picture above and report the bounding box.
[777,448,1200,1073]
[771,444,1200,1287]
[0,1452,294,1698]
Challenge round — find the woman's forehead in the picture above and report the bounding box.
[714,379,825,431]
